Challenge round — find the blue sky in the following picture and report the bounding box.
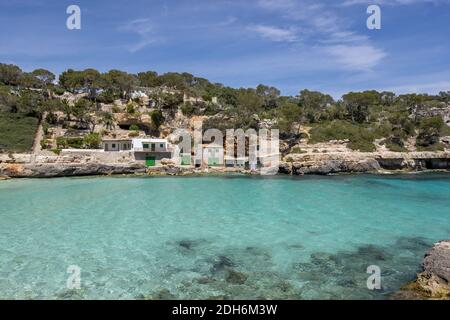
[1,0,450,98]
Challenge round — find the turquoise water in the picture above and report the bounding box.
[0,174,449,300]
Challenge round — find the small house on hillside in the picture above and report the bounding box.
[132,138,172,166]
[171,144,192,166]
[195,144,224,167]
[102,139,132,152]
[225,154,246,168]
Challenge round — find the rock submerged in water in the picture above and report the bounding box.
[225,268,248,285]
[138,289,176,300]
[393,240,450,300]
[211,255,235,274]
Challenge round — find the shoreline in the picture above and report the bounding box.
[0,167,450,181]
[2,150,450,179]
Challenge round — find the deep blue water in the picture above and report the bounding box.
[0,174,449,299]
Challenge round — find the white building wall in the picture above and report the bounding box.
[102,141,132,152]
[132,139,169,152]
[202,146,224,166]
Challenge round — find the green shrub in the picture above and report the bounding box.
[440,124,450,136]
[112,105,121,113]
[383,135,408,152]
[181,103,196,116]
[42,122,50,136]
[128,131,139,137]
[67,137,84,148]
[150,110,165,129]
[129,124,140,131]
[309,120,377,152]
[386,143,408,152]
[203,103,221,116]
[56,136,84,149]
[126,102,136,114]
[0,113,39,152]
[416,116,444,148]
[291,147,307,154]
[97,89,118,104]
[309,120,360,143]
[372,122,393,138]
[83,133,101,149]
[40,139,49,149]
[347,140,376,152]
[56,136,66,148]
[51,148,61,155]
[52,87,65,96]
[45,112,58,125]
[417,143,445,152]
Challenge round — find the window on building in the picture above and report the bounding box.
[112,144,116,148]
[143,143,149,149]
[160,144,164,148]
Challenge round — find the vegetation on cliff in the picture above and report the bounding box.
[0,113,38,152]
[0,62,449,153]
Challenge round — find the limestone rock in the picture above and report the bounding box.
[393,240,450,300]
[226,269,248,285]
[0,163,147,178]
[160,158,175,165]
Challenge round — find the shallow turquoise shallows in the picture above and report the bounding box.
[1,174,450,299]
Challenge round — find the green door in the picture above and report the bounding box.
[208,157,219,166]
[181,155,191,165]
[146,156,156,167]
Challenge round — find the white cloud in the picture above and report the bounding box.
[321,31,369,44]
[340,0,449,6]
[257,0,296,10]
[382,81,450,94]
[255,0,387,70]
[324,45,387,71]
[248,25,298,42]
[119,18,158,52]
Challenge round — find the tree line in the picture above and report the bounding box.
[1,62,449,152]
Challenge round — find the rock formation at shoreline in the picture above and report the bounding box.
[280,151,450,175]
[1,150,450,178]
[393,240,450,300]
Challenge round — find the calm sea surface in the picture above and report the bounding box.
[0,174,449,299]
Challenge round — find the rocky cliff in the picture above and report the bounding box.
[393,240,450,300]
[280,151,450,175]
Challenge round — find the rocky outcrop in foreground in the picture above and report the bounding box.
[280,151,450,175]
[393,240,450,300]
[0,153,255,178]
[0,162,148,178]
